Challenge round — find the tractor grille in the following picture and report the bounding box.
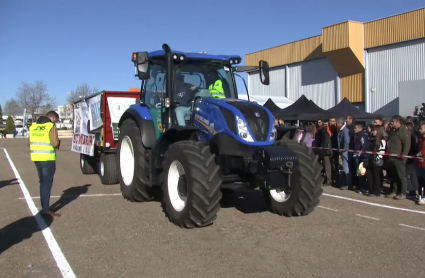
[226,101,270,141]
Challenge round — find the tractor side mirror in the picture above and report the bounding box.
[132,52,150,80]
[259,60,270,85]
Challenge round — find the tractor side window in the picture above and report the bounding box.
[143,64,166,108]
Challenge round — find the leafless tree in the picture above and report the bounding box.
[4,98,22,117]
[16,80,56,120]
[66,83,98,104]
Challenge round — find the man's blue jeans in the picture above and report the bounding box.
[35,161,56,212]
[341,151,352,187]
[175,106,191,126]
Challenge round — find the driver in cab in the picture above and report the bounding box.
[174,73,197,126]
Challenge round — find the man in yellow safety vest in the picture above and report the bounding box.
[28,111,61,217]
[207,70,225,98]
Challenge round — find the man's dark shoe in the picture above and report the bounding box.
[393,194,405,200]
[385,193,396,198]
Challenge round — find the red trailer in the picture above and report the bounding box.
[72,90,140,184]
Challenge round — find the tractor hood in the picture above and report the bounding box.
[199,98,275,142]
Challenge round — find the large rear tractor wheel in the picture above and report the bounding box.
[80,154,96,175]
[117,119,154,202]
[162,141,222,228]
[263,137,323,216]
[99,153,119,185]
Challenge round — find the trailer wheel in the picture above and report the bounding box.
[263,137,323,216]
[162,141,222,228]
[80,154,96,175]
[117,119,154,202]
[99,153,119,185]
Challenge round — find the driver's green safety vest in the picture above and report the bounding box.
[208,80,225,98]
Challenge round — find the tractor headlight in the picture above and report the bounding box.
[270,126,277,141]
[236,115,254,142]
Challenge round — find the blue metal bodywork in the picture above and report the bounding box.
[192,98,275,146]
[127,104,152,120]
[148,50,241,62]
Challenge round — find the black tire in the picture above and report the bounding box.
[80,154,96,175]
[117,118,154,202]
[162,141,222,228]
[99,153,119,185]
[263,137,323,216]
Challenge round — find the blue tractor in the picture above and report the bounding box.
[117,44,323,228]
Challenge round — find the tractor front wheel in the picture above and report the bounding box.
[162,141,222,228]
[117,119,154,202]
[263,137,323,216]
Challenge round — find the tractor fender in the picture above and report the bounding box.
[151,126,200,170]
[118,105,157,149]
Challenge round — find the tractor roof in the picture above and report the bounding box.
[147,50,241,61]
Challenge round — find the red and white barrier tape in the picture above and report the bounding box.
[311,147,424,161]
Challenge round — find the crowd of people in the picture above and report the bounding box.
[275,115,425,205]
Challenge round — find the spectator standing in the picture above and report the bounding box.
[302,125,317,148]
[365,125,386,196]
[405,122,419,199]
[329,117,340,186]
[352,123,369,193]
[319,119,334,185]
[386,115,411,199]
[417,123,425,204]
[336,117,352,190]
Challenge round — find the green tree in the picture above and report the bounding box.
[5,116,14,134]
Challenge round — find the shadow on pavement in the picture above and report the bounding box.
[50,184,91,213]
[220,189,268,214]
[0,178,18,189]
[0,213,54,255]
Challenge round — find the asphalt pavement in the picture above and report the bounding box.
[1,138,424,278]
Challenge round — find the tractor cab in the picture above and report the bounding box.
[131,45,269,136]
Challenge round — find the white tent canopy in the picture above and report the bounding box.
[237,94,294,109]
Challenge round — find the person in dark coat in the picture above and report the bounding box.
[352,122,369,193]
[365,125,387,196]
[405,121,419,198]
[386,115,411,199]
[336,117,352,190]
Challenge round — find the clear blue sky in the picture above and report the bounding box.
[0,0,423,111]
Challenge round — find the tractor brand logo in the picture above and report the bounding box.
[178,92,185,98]
[255,112,260,118]
[35,126,46,131]
[208,123,214,134]
[194,114,209,126]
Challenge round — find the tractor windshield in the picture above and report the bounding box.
[142,61,237,109]
[174,62,236,101]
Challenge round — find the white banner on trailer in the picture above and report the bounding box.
[73,108,81,134]
[107,97,137,140]
[79,102,90,136]
[88,94,103,130]
[71,134,95,156]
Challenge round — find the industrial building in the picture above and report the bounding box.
[246,8,425,116]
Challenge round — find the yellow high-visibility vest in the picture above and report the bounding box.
[29,122,56,162]
[208,79,225,98]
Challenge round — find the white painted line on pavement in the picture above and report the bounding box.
[19,193,122,200]
[1,148,76,278]
[399,224,425,231]
[318,206,338,212]
[355,214,380,221]
[323,193,425,215]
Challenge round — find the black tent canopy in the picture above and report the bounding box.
[263,98,287,118]
[278,95,327,120]
[326,97,379,120]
